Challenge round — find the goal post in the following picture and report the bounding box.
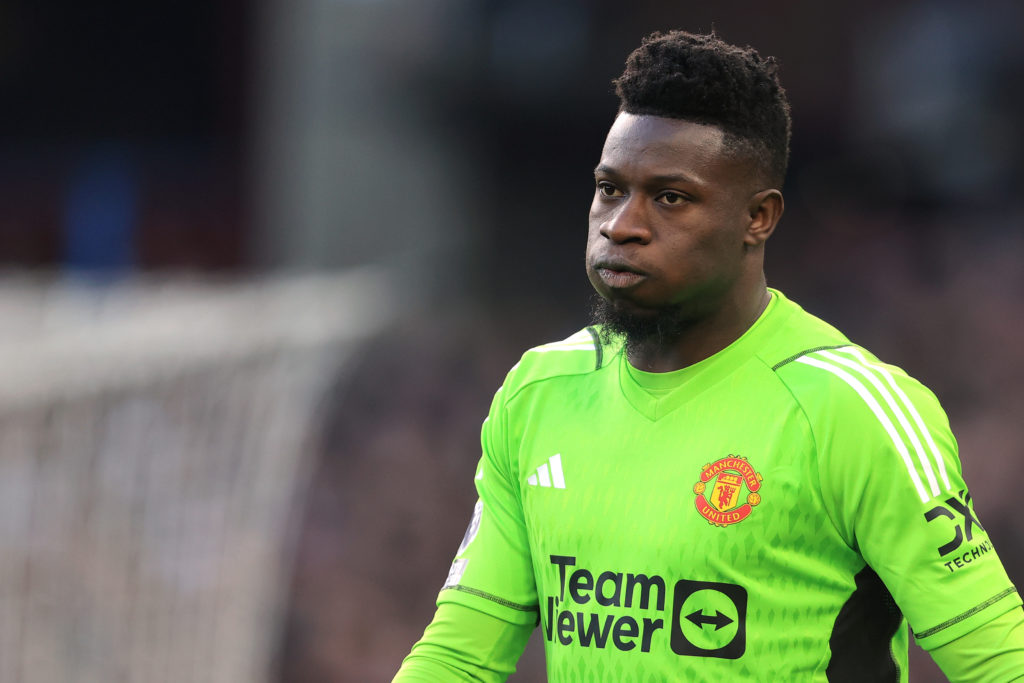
[0,269,394,683]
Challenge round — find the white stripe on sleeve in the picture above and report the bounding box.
[818,350,940,497]
[841,347,952,491]
[796,354,930,503]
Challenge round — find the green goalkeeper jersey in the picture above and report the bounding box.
[437,289,1020,681]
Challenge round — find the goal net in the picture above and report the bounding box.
[0,269,393,683]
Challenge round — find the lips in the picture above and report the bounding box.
[592,259,647,289]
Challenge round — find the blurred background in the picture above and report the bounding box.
[2,0,1023,681]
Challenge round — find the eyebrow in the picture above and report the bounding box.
[593,164,698,186]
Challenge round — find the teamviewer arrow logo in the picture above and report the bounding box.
[685,609,733,631]
[670,580,747,659]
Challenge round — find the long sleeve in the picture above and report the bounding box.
[929,606,1024,681]
[394,602,534,682]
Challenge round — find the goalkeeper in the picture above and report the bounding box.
[394,30,1024,681]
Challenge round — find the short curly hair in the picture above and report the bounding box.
[614,31,792,188]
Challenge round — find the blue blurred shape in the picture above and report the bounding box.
[63,146,137,272]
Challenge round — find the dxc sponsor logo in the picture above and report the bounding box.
[544,555,746,659]
[924,489,983,555]
[924,489,990,573]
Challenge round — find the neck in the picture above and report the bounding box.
[626,280,770,373]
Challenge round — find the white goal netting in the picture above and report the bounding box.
[0,269,394,683]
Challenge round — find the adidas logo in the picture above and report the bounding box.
[527,454,566,489]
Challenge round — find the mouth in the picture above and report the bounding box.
[592,260,647,289]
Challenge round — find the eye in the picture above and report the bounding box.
[657,191,688,206]
[596,182,624,198]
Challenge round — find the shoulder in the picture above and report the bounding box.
[755,293,944,421]
[760,294,955,469]
[772,341,948,433]
[773,341,956,502]
[498,327,615,403]
[765,313,959,509]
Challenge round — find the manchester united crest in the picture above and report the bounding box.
[693,456,763,527]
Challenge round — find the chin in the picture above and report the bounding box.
[590,293,689,349]
[599,288,667,317]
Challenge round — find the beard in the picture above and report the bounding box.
[589,294,694,358]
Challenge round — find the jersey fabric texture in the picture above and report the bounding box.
[437,289,1020,681]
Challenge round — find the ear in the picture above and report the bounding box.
[743,189,784,247]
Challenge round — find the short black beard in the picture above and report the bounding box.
[590,294,693,359]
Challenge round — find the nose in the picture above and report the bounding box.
[598,197,651,244]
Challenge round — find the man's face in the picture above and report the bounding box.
[586,113,758,328]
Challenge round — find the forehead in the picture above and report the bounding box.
[598,113,744,186]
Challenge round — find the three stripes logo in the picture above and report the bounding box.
[527,454,566,489]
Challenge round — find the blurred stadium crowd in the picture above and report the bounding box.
[3,0,1023,681]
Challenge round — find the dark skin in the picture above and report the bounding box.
[586,113,785,372]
